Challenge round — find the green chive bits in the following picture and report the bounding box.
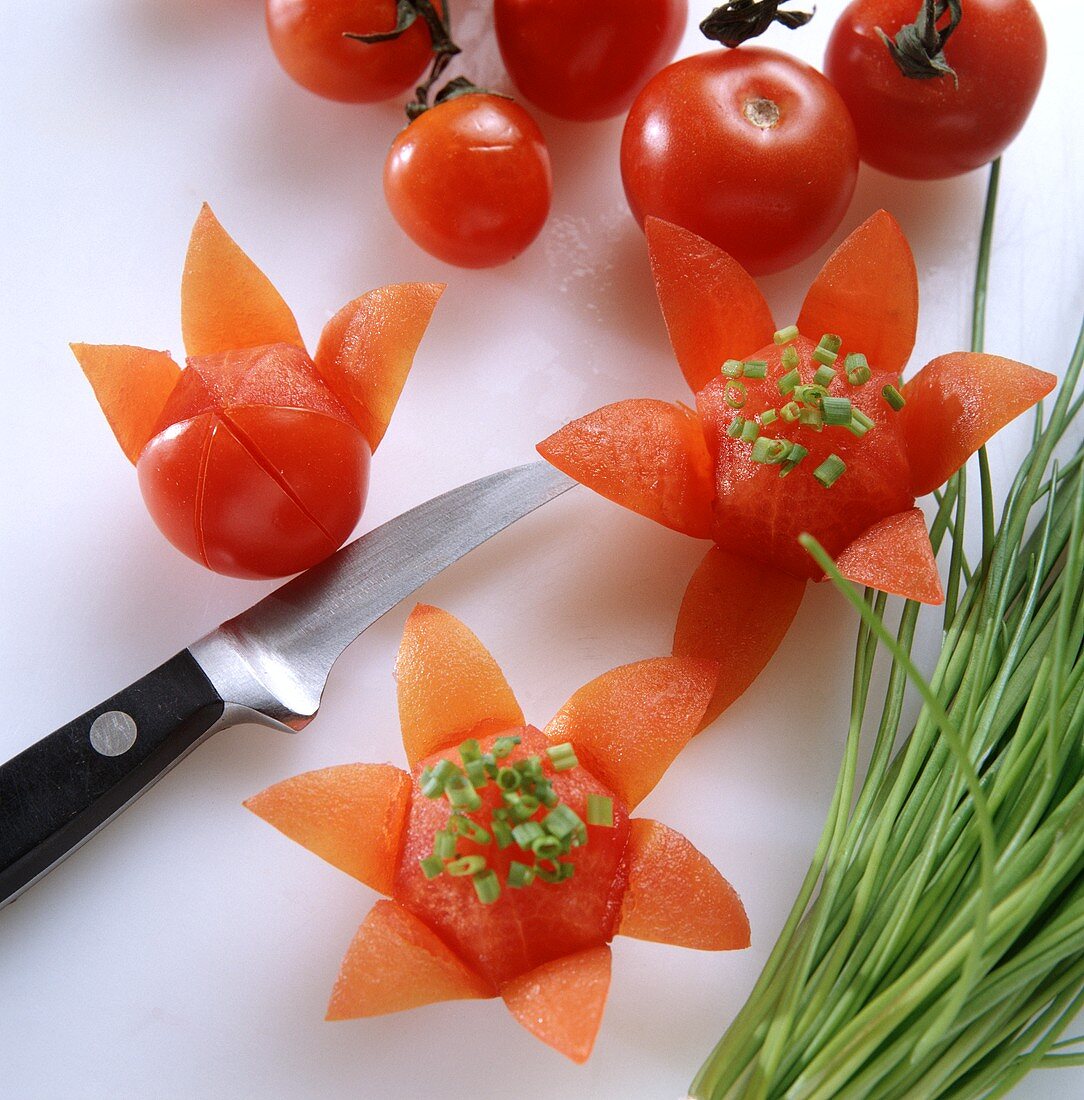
[743,359,768,379]
[419,854,444,879]
[472,869,501,905]
[546,743,578,771]
[813,364,837,388]
[447,855,487,876]
[727,416,746,439]
[821,395,853,426]
[814,454,847,488]
[740,419,760,443]
[779,444,809,478]
[724,379,747,409]
[780,401,802,423]
[778,368,801,395]
[781,345,800,370]
[883,383,906,411]
[721,358,744,378]
[507,861,535,888]
[845,353,871,386]
[587,794,615,827]
[759,408,779,426]
[774,325,800,345]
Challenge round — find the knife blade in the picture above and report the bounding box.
[0,461,574,910]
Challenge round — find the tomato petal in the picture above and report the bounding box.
[181,204,304,358]
[902,352,1057,496]
[244,763,411,894]
[326,900,494,1020]
[537,399,715,538]
[397,605,525,767]
[501,945,612,1063]
[796,210,918,376]
[832,508,944,605]
[71,343,181,464]
[315,282,445,452]
[673,547,806,728]
[617,819,750,950]
[543,657,717,809]
[646,217,775,395]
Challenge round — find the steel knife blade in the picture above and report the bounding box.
[0,461,574,910]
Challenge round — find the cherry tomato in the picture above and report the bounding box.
[137,343,371,579]
[621,48,858,276]
[493,0,688,122]
[384,94,553,268]
[825,0,1045,179]
[265,0,438,103]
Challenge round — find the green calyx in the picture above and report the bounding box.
[877,0,963,85]
[417,736,614,905]
[700,0,815,49]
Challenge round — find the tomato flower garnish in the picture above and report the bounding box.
[72,205,443,579]
[245,605,749,1062]
[539,213,1056,726]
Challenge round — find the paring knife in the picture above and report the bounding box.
[0,461,574,911]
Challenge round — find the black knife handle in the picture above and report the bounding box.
[0,650,225,909]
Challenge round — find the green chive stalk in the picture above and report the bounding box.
[691,161,1084,1099]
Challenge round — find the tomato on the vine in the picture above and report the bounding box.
[620,48,858,276]
[265,0,439,103]
[493,0,688,122]
[825,0,1046,179]
[384,94,553,268]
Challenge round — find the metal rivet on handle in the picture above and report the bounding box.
[89,711,138,757]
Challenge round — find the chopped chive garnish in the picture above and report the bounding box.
[743,359,768,379]
[752,437,791,465]
[724,379,747,409]
[778,368,800,395]
[512,821,544,849]
[458,738,481,765]
[431,758,460,785]
[813,364,837,388]
[507,861,535,888]
[760,408,778,426]
[504,791,540,821]
[721,358,744,378]
[883,384,906,410]
[822,395,853,426]
[515,756,543,780]
[727,416,746,439]
[781,345,800,370]
[774,325,799,345]
[543,804,585,842]
[814,454,846,488]
[587,794,614,827]
[813,347,838,367]
[492,735,520,759]
[740,419,760,443]
[472,869,501,905]
[779,444,809,477]
[447,855,486,877]
[537,782,559,808]
[845,407,875,437]
[419,854,444,879]
[794,384,827,407]
[536,860,574,884]
[445,774,482,811]
[496,767,520,791]
[845,353,871,385]
[433,829,457,860]
[852,408,875,430]
[780,401,802,423]
[817,333,842,354]
[419,769,444,799]
[532,835,563,860]
[491,819,512,849]
[546,743,579,772]
[465,759,488,788]
[799,407,825,431]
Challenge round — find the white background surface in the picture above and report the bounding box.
[2,2,1082,1097]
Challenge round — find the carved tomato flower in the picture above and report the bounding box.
[539,213,1056,726]
[246,605,749,1063]
[73,205,443,579]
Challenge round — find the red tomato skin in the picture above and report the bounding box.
[265,0,437,104]
[621,49,859,276]
[384,94,553,268]
[825,0,1045,179]
[494,0,688,122]
[395,727,631,988]
[137,344,371,579]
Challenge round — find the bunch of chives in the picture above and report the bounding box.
[691,160,1084,1099]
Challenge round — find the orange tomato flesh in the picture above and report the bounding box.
[833,508,944,605]
[394,727,630,989]
[698,336,914,579]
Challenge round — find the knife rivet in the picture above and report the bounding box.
[89,711,138,757]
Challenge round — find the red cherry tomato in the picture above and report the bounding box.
[493,0,688,122]
[621,48,859,276]
[825,0,1045,179]
[384,94,553,268]
[137,343,371,579]
[265,0,438,103]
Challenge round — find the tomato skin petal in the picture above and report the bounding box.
[384,94,553,269]
[833,508,944,605]
[646,218,776,395]
[621,48,858,276]
[796,209,918,378]
[825,0,1046,180]
[265,0,439,104]
[902,352,1057,496]
[494,0,687,122]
